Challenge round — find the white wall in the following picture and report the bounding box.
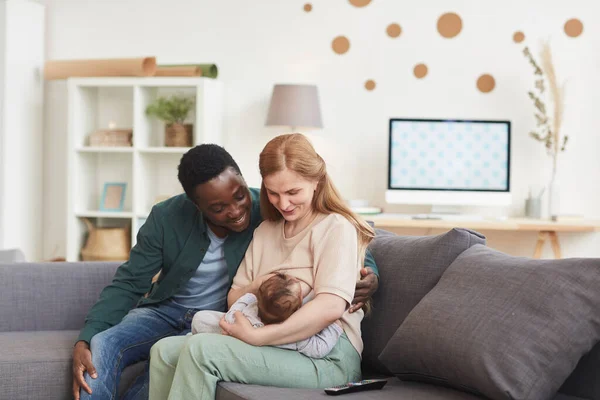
[42,0,600,259]
[0,0,44,260]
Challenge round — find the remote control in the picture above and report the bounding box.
[324,379,388,396]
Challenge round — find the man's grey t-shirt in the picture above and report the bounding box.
[171,227,229,311]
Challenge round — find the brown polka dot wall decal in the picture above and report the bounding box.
[477,74,495,93]
[303,3,312,12]
[564,18,583,37]
[387,23,402,38]
[414,64,428,79]
[513,31,525,43]
[437,12,462,38]
[332,36,350,54]
[349,0,371,7]
[365,80,376,91]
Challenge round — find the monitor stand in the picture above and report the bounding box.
[411,205,484,221]
[430,205,462,215]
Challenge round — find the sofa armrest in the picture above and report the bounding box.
[0,261,119,332]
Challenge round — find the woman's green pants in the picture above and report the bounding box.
[149,333,361,400]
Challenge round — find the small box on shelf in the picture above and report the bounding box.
[89,123,133,147]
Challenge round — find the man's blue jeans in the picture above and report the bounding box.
[80,300,203,400]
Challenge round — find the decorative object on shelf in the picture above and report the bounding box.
[146,95,195,147]
[80,218,130,261]
[165,123,193,147]
[100,182,127,211]
[266,84,323,132]
[44,57,157,80]
[155,66,202,77]
[156,64,218,78]
[522,41,567,220]
[89,121,133,147]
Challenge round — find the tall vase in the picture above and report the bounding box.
[548,156,560,221]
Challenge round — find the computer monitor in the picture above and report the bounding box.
[386,118,511,207]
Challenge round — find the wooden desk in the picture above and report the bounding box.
[367,215,600,259]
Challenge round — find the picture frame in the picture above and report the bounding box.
[100,182,127,211]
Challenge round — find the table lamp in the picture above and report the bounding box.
[265,84,323,132]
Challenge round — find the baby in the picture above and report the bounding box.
[191,272,343,359]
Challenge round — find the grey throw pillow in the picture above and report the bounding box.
[379,244,600,400]
[361,228,486,374]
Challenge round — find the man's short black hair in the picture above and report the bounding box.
[178,144,242,199]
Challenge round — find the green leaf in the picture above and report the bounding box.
[529,131,543,141]
[535,113,547,127]
[560,136,569,152]
[145,95,195,125]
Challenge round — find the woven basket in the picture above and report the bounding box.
[80,218,130,261]
[165,123,193,147]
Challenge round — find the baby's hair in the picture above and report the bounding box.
[256,272,302,325]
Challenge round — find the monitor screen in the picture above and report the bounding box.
[388,119,510,192]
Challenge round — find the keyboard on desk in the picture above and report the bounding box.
[375,213,485,221]
[412,214,485,221]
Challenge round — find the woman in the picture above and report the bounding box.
[149,133,374,399]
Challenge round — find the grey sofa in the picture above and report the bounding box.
[0,229,598,400]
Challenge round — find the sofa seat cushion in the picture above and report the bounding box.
[0,330,79,400]
[0,330,146,400]
[217,378,483,400]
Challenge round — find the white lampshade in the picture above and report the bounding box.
[265,84,323,130]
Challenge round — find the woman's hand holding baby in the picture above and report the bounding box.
[221,293,345,347]
[220,311,262,345]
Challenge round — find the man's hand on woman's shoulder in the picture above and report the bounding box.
[349,267,379,313]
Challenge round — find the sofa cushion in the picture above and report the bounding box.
[216,378,482,400]
[216,380,588,400]
[361,228,485,374]
[0,262,120,332]
[0,329,146,400]
[379,245,600,400]
[0,330,79,400]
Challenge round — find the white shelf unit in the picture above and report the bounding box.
[66,77,224,261]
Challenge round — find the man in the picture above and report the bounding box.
[72,144,379,400]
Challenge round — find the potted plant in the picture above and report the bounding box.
[146,95,195,147]
[522,42,567,220]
